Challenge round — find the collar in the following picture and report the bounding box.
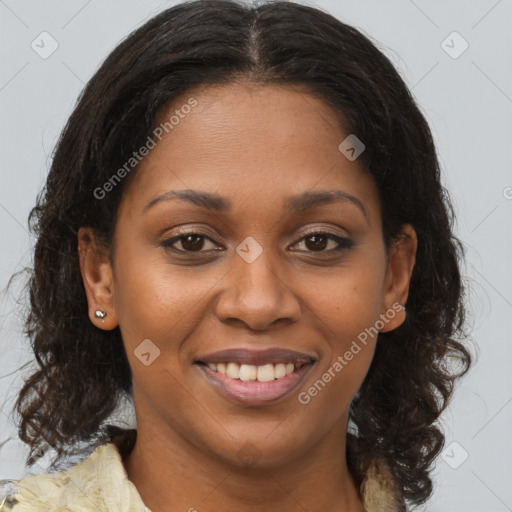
[4,438,405,512]
[4,443,150,512]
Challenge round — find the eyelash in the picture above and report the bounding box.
[160,228,354,254]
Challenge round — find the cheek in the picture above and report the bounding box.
[305,248,385,392]
[300,275,380,417]
[310,253,386,338]
[112,246,222,355]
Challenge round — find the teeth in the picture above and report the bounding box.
[274,363,286,379]
[226,362,240,379]
[204,361,307,381]
[257,364,275,382]
[239,364,257,381]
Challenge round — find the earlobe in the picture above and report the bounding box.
[379,224,417,333]
[78,227,119,331]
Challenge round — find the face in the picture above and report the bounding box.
[79,82,416,468]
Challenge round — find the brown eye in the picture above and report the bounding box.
[179,234,206,252]
[304,234,328,251]
[291,231,354,253]
[161,232,221,252]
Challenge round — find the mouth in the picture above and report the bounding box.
[197,359,311,380]
[194,347,316,406]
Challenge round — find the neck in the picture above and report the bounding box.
[123,416,364,512]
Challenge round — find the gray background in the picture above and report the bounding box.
[1,1,511,510]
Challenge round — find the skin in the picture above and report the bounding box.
[78,82,417,512]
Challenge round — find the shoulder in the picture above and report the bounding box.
[0,443,150,512]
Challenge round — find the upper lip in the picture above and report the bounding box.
[196,347,316,366]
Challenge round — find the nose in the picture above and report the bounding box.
[214,245,302,331]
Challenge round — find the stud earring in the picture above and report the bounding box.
[94,310,107,319]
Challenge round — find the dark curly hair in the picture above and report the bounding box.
[8,0,471,507]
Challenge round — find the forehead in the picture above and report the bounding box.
[119,82,380,221]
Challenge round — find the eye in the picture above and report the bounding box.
[160,230,222,253]
[290,231,354,253]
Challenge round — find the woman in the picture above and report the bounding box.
[0,0,471,510]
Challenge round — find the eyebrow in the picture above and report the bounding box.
[143,189,368,219]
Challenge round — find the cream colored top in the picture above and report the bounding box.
[0,439,405,511]
[0,443,151,512]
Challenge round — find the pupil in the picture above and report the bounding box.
[305,234,327,251]
[182,235,204,251]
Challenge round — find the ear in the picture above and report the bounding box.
[379,224,417,332]
[78,227,119,331]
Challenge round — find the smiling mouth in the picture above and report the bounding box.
[195,360,311,382]
[194,360,315,406]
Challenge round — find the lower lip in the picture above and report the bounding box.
[196,363,314,406]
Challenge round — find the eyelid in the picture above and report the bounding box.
[296,226,348,239]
